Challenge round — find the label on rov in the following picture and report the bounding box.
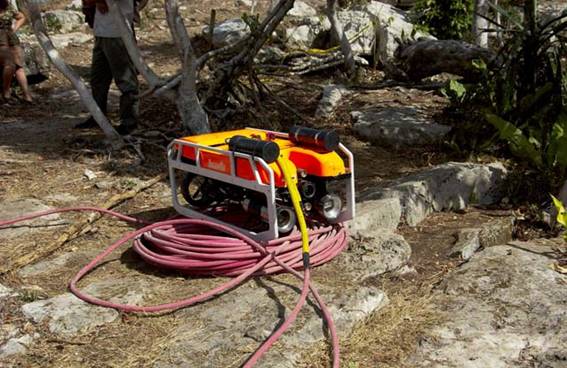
[201,152,231,174]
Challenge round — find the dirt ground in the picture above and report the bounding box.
[1,0,560,367]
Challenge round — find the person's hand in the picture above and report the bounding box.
[96,0,108,14]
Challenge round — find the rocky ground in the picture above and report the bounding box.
[1,0,566,367]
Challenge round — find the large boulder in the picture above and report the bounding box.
[281,1,433,62]
[352,106,452,148]
[361,162,507,226]
[409,241,567,367]
[366,1,433,64]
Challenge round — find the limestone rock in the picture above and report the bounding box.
[0,283,13,299]
[0,198,61,240]
[152,230,408,367]
[365,1,434,64]
[0,335,33,359]
[409,242,567,367]
[362,162,507,226]
[255,45,287,64]
[352,106,452,148]
[18,250,98,278]
[315,84,349,118]
[21,280,147,337]
[450,228,481,261]
[340,231,412,280]
[349,198,402,235]
[203,19,250,48]
[335,9,375,56]
[288,1,317,17]
[283,16,331,50]
[42,10,85,34]
[65,0,82,10]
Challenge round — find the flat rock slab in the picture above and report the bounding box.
[409,241,567,367]
[0,198,62,240]
[21,280,148,337]
[362,162,507,226]
[18,250,98,278]
[352,107,452,148]
[151,232,410,367]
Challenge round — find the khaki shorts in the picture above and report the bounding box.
[0,46,15,68]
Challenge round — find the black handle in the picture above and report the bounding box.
[289,126,340,152]
[228,135,280,164]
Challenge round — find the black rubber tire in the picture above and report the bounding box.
[180,173,214,208]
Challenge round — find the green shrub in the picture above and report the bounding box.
[447,1,567,185]
[412,0,474,40]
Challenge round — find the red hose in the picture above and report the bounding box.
[0,207,346,367]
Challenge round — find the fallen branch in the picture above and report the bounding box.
[0,174,165,273]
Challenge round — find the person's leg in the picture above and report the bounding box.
[102,37,139,134]
[91,37,113,116]
[11,46,31,102]
[77,37,113,128]
[14,67,31,102]
[2,63,14,99]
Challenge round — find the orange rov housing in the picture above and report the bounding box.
[167,126,355,241]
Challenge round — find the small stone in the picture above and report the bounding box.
[315,84,349,118]
[0,283,13,299]
[450,228,481,260]
[0,335,33,358]
[83,169,97,181]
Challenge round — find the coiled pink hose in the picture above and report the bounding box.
[0,207,347,367]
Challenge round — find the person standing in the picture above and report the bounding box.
[0,0,32,103]
[76,0,139,135]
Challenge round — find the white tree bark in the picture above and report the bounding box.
[473,0,489,48]
[165,0,210,134]
[25,0,123,148]
[326,0,356,76]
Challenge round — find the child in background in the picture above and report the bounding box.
[0,0,32,103]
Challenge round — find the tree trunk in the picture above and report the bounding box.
[393,39,495,81]
[473,0,489,48]
[165,0,210,134]
[326,0,356,77]
[25,0,123,149]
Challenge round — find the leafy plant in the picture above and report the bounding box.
[412,0,474,40]
[551,195,567,242]
[450,1,567,184]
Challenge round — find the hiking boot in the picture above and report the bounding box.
[74,117,98,129]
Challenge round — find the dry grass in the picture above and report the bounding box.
[301,279,443,368]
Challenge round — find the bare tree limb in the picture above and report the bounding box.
[25,0,123,149]
[108,0,164,89]
[326,0,356,76]
[165,0,210,134]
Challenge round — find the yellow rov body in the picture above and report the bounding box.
[167,126,355,241]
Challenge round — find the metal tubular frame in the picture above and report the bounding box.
[167,128,355,242]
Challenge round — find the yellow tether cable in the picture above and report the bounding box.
[277,157,310,265]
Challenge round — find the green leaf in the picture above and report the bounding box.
[551,194,567,227]
[547,111,567,170]
[485,112,543,168]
